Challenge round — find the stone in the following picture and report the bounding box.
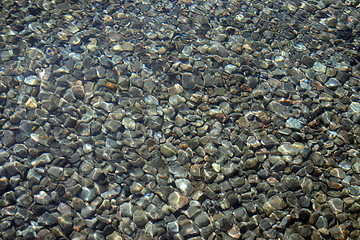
[133,209,148,227]
[122,117,136,130]
[285,117,303,130]
[58,214,73,235]
[263,195,287,216]
[243,158,259,170]
[316,216,328,229]
[182,72,195,89]
[167,221,179,234]
[2,130,15,147]
[160,143,177,158]
[328,198,344,215]
[34,191,52,205]
[227,224,242,239]
[38,212,58,226]
[208,44,228,57]
[278,143,300,156]
[301,56,315,67]
[175,179,194,196]
[329,225,347,240]
[81,205,96,219]
[168,191,189,212]
[194,212,210,228]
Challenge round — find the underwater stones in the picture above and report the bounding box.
[0,0,359,239]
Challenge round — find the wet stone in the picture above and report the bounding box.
[79,187,96,202]
[208,44,228,57]
[316,215,328,229]
[2,130,15,147]
[179,218,199,237]
[17,193,33,208]
[167,221,180,234]
[122,117,136,130]
[330,168,345,179]
[194,212,210,228]
[260,134,280,147]
[301,56,315,67]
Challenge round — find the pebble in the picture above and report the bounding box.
[160,143,177,158]
[168,191,189,212]
[263,195,287,216]
[328,198,344,215]
[278,143,300,156]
